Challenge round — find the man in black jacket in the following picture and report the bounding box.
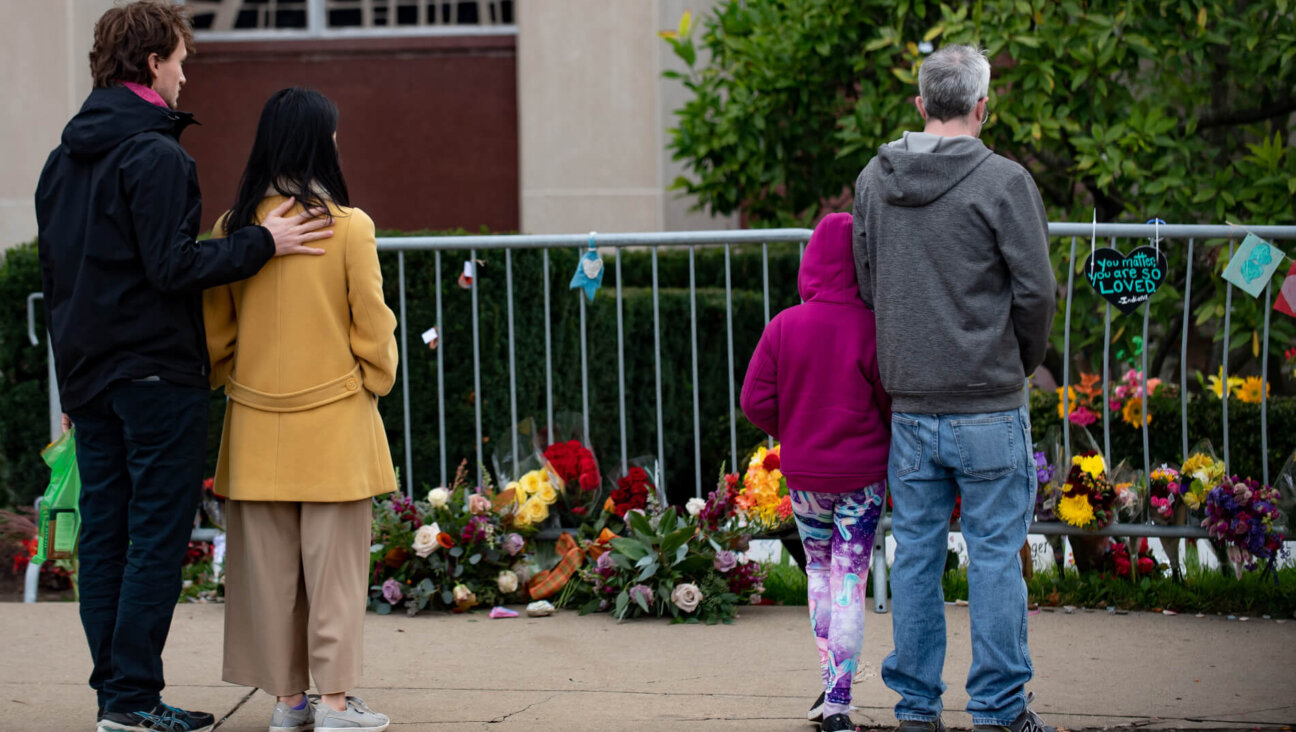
[35,3,332,730]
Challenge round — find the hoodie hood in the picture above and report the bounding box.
[798,212,860,304]
[874,131,993,207]
[61,86,194,160]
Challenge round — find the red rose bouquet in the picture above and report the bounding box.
[543,440,603,525]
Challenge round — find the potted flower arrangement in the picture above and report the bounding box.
[368,461,534,615]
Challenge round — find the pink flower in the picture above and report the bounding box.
[468,493,491,515]
[1069,406,1098,427]
[381,578,403,605]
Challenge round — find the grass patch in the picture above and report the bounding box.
[765,553,1296,617]
[761,551,808,605]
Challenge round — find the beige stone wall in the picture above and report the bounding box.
[518,0,734,234]
[0,0,113,251]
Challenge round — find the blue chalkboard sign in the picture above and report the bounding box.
[1083,246,1168,315]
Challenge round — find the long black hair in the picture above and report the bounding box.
[226,87,350,232]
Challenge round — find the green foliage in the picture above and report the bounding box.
[0,242,48,509]
[760,552,809,606]
[664,0,1296,380]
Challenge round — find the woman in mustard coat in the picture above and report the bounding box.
[204,88,396,732]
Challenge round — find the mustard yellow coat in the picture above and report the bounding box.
[204,198,398,502]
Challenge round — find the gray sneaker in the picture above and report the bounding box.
[269,697,315,732]
[314,697,389,731]
[896,720,947,732]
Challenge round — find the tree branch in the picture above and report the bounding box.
[1197,93,1296,130]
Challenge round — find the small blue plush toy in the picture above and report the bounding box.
[570,232,605,302]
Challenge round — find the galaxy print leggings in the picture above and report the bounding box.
[790,481,886,708]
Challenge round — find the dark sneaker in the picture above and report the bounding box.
[98,703,215,731]
[822,712,860,731]
[896,719,947,732]
[972,693,1055,732]
[808,691,826,722]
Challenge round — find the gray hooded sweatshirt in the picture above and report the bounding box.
[851,132,1055,414]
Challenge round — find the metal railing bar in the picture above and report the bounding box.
[689,245,702,497]
[652,247,665,496]
[1181,239,1194,464]
[580,287,590,446]
[616,247,628,474]
[506,249,519,473]
[1223,239,1234,469]
[1261,280,1272,486]
[471,248,482,486]
[435,250,446,487]
[1062,237,1076,463]
[543,249,554,444]
[372,224,1296,254]
[398,251,413,495]
[725,243,738,473]
[1102,301,1112,469]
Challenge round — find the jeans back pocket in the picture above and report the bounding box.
[949,414,1017,480]
[890,416,923,476]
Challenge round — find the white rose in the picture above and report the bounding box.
[428,487,450,508]
[497,569,519,594]
[670,582,703,613]
[412,523,439,558]
[685,497,706,517]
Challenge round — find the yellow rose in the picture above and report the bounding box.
[535,481,558,505]
[519,471,541,496]
[519,497,549,525]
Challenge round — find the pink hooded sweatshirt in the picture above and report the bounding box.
[740,213,891,493]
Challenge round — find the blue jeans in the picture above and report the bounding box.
[69,379,209,714]
[880,406,1035,727]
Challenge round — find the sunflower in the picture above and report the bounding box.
[1056,386,1078,418]
[1121,396,1150,427]
[1235,376,1269,404]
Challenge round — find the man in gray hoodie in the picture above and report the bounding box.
[852,45,1056,732]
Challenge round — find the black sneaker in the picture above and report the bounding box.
[971,693,1055,732]
[822,712,860,731]
[98,703,215,732]
[808,691,826,722]
[896,719,947,732]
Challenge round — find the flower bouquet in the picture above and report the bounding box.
[1272,448,1295,537]
[567,471,764,623]
[1148,464,1183,524]
[1202,476,1286,578]
[1102,537,1162,580]
[1056,452,1120,531]
[604,458,665,522]
[542,439,604,525]
[735,444,794,533]
[369,460,534,616]
[1180,440,1227,514]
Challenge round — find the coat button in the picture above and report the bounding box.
[345,378,359,391]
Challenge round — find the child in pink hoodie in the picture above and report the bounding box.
[740,212,891,732]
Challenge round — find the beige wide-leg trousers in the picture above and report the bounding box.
[222,499,372,696]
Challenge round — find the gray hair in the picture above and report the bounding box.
[917,44,991,121]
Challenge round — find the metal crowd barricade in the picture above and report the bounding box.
[21,222,1296,606]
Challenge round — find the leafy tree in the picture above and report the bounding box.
[662,0,1296,382]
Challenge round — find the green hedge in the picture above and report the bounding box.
[3,236,1292,509]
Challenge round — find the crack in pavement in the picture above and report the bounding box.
[488,694,556,724]
[212,688,258,730]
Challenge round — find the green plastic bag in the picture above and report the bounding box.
[34,428,81,563]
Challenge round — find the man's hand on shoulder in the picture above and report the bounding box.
[261,197,332,257]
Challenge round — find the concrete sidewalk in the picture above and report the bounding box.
[0,602,1292,731]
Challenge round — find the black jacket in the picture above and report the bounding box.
[36,87,274,411]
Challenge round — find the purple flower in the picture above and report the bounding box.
[628,584,654,607]
[1033,451,1054,486]
[381,578,403,605]
[596,551,615,571]
[502,532,525,556]
[713,550,737,573]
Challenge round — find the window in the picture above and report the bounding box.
[185,0,515,37]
